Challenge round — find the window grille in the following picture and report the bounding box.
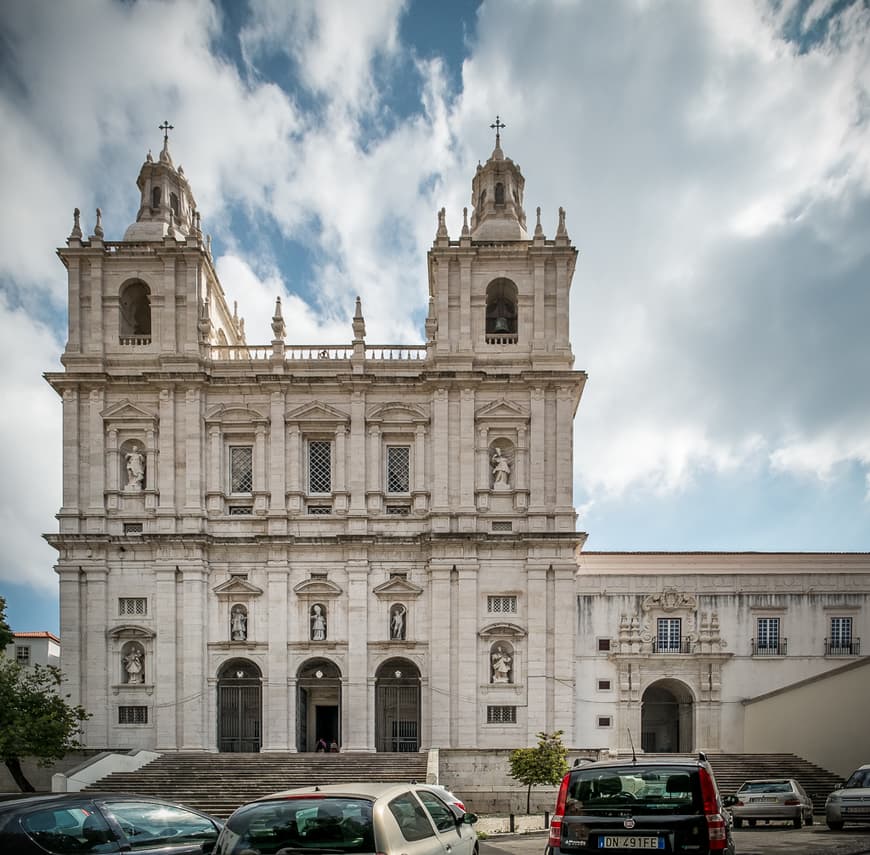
[229,446,253,493]
[307,505,332,515]
[385,504,410,515]
[119,597,147,616]
[597,638,611,652]
[228,505,253,515]
[487,595,517,614]
[308,441,332,494]
[656,618,682,652]
[386,446,410,493]
[492,521,513,532]
[597,679,612,691]
[487,705,517,724]
[756,617,780,650]
[123,522,143,534]
[118,706,148,725]
[597,715,613,728]
[15,646,30,666]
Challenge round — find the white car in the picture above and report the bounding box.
[826,764,870,830]
[213,782,479,855]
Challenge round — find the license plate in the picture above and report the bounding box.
[598,836,664,849]
[842,807,870,814]
[752,797,778,803]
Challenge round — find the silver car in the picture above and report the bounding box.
[729,778,814,828]
[826,764,870,830]
[213,782,479,855]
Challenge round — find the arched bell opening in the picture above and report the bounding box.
[485,278,518,339]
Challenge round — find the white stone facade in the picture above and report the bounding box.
[45,134,869,759]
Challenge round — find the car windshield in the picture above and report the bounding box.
[845,769,870,789]
[738,781,792,794]
[216,797,375,855]
[564,766,701,815]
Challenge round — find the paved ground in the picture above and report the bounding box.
[479,824,870,855]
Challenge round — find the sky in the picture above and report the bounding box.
[1,0,869,635]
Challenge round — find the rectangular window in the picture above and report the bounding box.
[118,706,148,725]
[228,505,253,515]
[492,521,513,532]
[656,617,682,652]
[386,445,410,494]
[229,445,253,493]
[597,638,611,653]
[830,617,854,653]
[486,705,517,724]
[123,522,143,534]
[119,597,147,616]
[308,440,332,494]
[306,505,332,515]
[487,595,517,614]
[597,679,612,691]
[597,715,613,728]
[15,645,31,666]
[756,617,781,653]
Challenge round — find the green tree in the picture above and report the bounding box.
[0,596,14,649]
[0,657,90,791]
[509,730,570,814]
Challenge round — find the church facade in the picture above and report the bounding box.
[45,132,869,765]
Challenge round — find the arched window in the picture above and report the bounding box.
[485,279,518,338]
[119,281,152,342]
[151,186,161,208]
[495,182,505,205]
[490,641,514,684]
[478,189,487,209]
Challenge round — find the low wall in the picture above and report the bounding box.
[52,749,160,792]
[0,751,100,794]
[439,748,600,815]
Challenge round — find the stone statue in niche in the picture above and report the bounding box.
[231,605,248,641]
[123,646,144,684]
[311,604,326,641]
[125,444,145,490]
[390,604,406,640]
[490,644,513,683]
[491,446,511,490]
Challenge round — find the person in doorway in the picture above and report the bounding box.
[329,740,339,752]
[315,737,327,752]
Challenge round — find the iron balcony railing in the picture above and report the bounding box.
[825,638,861,656]
[751,638,788,656]
[652,637,694,654]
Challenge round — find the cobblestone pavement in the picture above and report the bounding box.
[479,825,870,855]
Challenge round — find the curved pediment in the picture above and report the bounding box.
[285,401,350,425]
[212,577,264,599]
[475,399,529,421]
[102,400,157,423]
[293,578,343,598]
[367,402,429,425]
[478,622,527,639]
[107,624,156,640]
[373,576,424,598]
[205,404,267,425]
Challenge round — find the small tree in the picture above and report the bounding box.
[509,729,570,814]
[0,596,14,649]
[0,657,90,791]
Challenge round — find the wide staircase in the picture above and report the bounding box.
[706,753,844,813]
[82,752,429,819]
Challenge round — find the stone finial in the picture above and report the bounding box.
[238,316,246,343]
[206,233,212,255]
[534,206,543,237]
[425,296,437,341]
[436,207,448,238]
[146,150,153,163]
[462,207,469,236]
[272,296,286,340]
[70,207,83,240]
[556,206,568,237]
[352,295,366,340]
[94,207,104,238]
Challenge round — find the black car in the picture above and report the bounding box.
[546,753,735,854]
[0,792,222,854]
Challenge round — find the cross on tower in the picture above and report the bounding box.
[159,120,174,142]
[490,115,506,147]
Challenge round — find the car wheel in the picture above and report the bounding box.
[733,817,742,829]
[793,814,802,829]
[827,821,844,831]
[806,812,814,826]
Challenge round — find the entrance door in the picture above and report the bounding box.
[217,659,262,752]
[641,680,693,753]
[375,658,420,752]
[296,658,342,751]
[316,705,339,746]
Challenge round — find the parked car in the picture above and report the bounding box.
[425,783,467,812]
[825,763,870,830]
[213,782,479,855]
[0,791,223,854]
[546,753,735,854]
[727,778,813,828]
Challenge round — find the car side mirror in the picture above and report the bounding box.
[462,812,479,825]
[722,795,738,807]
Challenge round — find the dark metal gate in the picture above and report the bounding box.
[217,660,262,752]
[375,660,420,752]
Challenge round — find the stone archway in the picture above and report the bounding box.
[217,658,262,753]
[375,658,420,752]
[641,679,694,753]
[296,658,342,752]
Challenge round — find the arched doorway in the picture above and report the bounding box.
[641,679,694,753]
[217,659,262,753]
[375,658,420,752]
[296,658,342,752]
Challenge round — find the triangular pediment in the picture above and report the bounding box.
[373,576,424,598]
[212,577,264,598]
[205,404,267,424]
[286,401,350,425]
[102,400,157,422]
[367,402,429,424]
[107,623,156,640]
[479,622,527,639]
[475,399,529,421]
[293,578,343,598]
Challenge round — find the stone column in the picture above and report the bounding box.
[349,391,366,515]
[66,257,81,353]
[155,563,178,750]
[88,255,103,355]
[529,388,546,515]
[477,427,489,495]
[264,560,289,749]
[83,565,109,747]
[533,257,545,348]
[183,388,202,527]
[428,564,452,745]
[180,564,207,750]
[432,389,449,511]
[556,386,574,516]
[287,425,301,511]
[345,561,370,750]
[459,257,472,347]
[459,389,475,516]
[552,563,577,743]
[335,426,347,493]
[60,389,80,527]
[106,429,119,495]
[366,426,380,509]
[413,425,426,495]
[161,255,177,353]
[254,423,267,511]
